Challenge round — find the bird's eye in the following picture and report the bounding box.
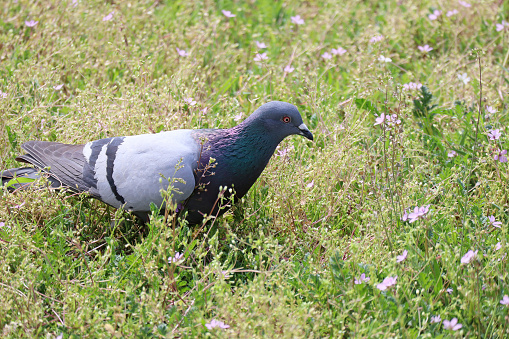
[282,116,291,123]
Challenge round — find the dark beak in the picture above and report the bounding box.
[298,123,314,141]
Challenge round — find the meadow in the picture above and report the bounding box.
[1,0,509,337]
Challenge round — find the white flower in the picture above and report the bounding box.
[458,73,470,84]
[378,55,392,63]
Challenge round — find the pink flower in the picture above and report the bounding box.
[254,53,268,62]
[13,202,25,209]
[0,90,8,98]
[291,15,304,25]
[321,52,332,60]
[284,65,295,73]
[233,113,243,122]
[176,48,188,57]
[458,0,471,8]
[306,180,314,188]
[168,252,184,263]
[418,45,433,53]
[488,215,502,228]
[377,276,397,291]
[496,21,509,32]
[447,9,459,17]
[277,145,294,157]
[461,249,477,264]
[386,114,401,125]
[370,35,384,43]
[446,288,453,294]
[354,273,370,284]
[374,113,385,126]
[25,20,38,27]
[205,319,230,330]
[428,10,442,21]
[53,84,63,90]
[431,315,441,323]
[403,82,423,91]
[184,98,196,106]
[396,250,408,263]
[494,149,508,163]
[495,242,502,250]
[486,106,497,114]
[401,210,409,221]
[501,295,509,305]
[448,150,457,158]
[255,41,267,49]
[102,12,114,21]
[443,318,462,331]
[331,47,346,55]
[222,10,235,18]
[487,129,502,140]
[407,205,430,223]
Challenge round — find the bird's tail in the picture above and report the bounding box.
[1,167,61,191]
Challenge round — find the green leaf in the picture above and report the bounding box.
[5,176,36,188]
[5,125,17,150]
[354,98,379,115]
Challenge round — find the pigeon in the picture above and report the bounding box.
[1,101,313,224]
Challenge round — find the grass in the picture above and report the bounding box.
[1,0,509,337]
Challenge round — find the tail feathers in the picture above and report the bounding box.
[1,167,62,191]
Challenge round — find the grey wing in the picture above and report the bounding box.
[96,130,201,211]
[16,140,91,192]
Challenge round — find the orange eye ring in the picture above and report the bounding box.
[282,116,291,123]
